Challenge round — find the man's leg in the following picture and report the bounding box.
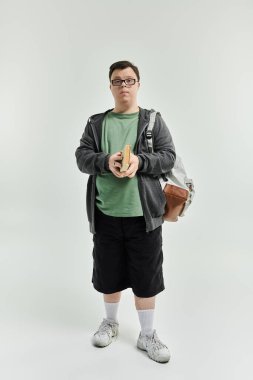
[135,295,155,337]
[134,295,155,309]
[92,291,121,347]
[103,291,121,323]
[135,294,170,363]
[104,291,121,303]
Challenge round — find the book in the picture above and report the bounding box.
[120,144,131,172]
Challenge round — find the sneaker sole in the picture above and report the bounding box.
[137,341,171,363]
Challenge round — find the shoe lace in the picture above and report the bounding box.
[97,319,115,337]
[148,332,168,353]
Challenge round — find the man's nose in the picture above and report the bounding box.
[121,80,127,86]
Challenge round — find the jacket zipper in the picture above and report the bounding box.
[134,122,149,154]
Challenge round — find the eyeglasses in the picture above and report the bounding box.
[111,78,139,87]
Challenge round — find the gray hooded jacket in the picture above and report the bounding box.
[75,107,176,234]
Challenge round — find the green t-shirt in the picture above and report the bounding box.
[95,110,143,216]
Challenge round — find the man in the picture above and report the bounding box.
[75,60,176,363]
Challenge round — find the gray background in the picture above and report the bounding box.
[0,0,252,379]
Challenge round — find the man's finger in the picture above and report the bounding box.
[115,152,123,159]
[128,170,136,177]
[123,163,135,177]
[112,168,124,178]
[124,170,136,178]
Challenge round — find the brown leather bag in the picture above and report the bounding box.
[163,183,191,222]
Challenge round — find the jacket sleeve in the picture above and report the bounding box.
[137,113,176,176]
[75,119,111,175]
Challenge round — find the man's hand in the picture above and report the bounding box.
[108,151,124,178]
[122,153,139,178]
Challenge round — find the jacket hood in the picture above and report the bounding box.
[88,107,154,153]
[89,106,152,125]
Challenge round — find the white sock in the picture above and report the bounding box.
[104,301,119,323]
[137,309,155,337]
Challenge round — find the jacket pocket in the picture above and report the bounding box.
[142,175,166,218]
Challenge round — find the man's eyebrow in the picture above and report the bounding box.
[112,76,135,79]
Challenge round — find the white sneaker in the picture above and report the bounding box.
[137,329,171,363]
[91,318,119,347]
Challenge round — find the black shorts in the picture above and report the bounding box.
[91,205,165,297]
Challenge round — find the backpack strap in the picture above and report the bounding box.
[146,109,169,181]
[146,109,157,153]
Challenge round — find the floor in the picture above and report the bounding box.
[1,277,252,380]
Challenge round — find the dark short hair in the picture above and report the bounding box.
[109,60,140,82]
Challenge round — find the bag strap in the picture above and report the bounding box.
[146,109,157,153]
[146,109,170,181]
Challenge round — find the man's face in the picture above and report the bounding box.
[109,67,140,105]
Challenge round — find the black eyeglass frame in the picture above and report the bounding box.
[111,78,139,86]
